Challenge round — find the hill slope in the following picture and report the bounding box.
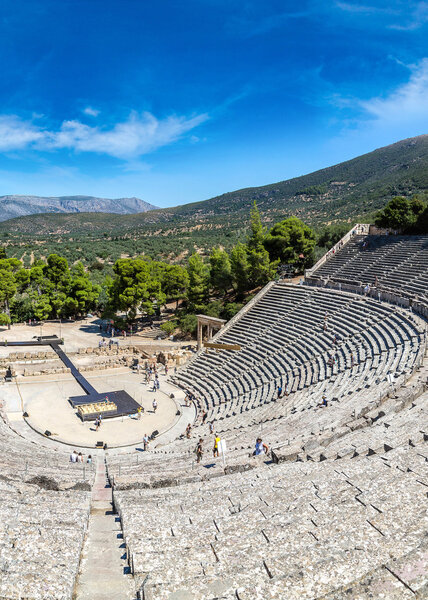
[1,135,427,237]
[0,195,158,222]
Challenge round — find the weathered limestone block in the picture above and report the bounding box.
[346,417,369,431]
[271,443,303,463]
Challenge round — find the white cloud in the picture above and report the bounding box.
[335,2,397,15]
[359,58,428,125]
[0,115,45,150]
[328,58,428,154]
[389,1,428,30]
[0,110,208,159]
[83,106,100,117]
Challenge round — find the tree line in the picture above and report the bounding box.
[0,204,316,334]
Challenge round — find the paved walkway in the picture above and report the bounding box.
[0,318,196,355]
[74,454,136,600]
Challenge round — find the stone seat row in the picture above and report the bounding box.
[112,438,427,599]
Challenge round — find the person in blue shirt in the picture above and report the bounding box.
[253,438,269,456]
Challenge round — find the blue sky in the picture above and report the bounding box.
[0,0,427,207]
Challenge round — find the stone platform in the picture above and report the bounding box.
[70,390,141,420]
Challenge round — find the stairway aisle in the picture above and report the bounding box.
[74,452,136,600]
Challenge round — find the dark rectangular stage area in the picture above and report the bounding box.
[69,390,141,420]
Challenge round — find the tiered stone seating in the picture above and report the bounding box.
[105,271,427,598]
[2,233,428,598]
[114,412,428,599]
[0,478,91,600]
[173,283,424,414]
[309,234,428,300]
[0,411,94,599]
[106,284,425,489]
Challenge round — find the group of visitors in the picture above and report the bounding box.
[145,363,160,383]
[99,322,130,338]
[277,383,289,399]
[98,337,119,348]
[193,434,269,463]
[70,451,92,463]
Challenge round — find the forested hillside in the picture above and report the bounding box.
[0,135,427,265]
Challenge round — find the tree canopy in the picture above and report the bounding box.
[264,216,316,269]
[374,195,427,232]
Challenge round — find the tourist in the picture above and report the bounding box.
[201,410,208,425]
[95,417,99,431]
[195,438,203,463]
[165,364,168,375]
[277,385,282,399]
[137,406,142,419]
[186,423,192,438]
[318,394,328,407]
[213,434,220,458]
[152,398,157,413]
[70,451,77,462]
[87,455,92,464]
[253,437,269,456]
[209,421,214,434]
[143,433,149,451]
[78,452,83,463]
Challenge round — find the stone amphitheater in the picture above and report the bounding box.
[0,226,427,600]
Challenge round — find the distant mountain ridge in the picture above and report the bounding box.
[0,195,158,222]
[1,135,427,236]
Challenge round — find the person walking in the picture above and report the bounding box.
[152,398,157,413]
[143,433,149,451]
[186,423,192,438]
[195,438,203,463]
[209,421,215,434]
[201,410,208,425]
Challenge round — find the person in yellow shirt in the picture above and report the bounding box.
[213,435,221,458]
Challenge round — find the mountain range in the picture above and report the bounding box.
[1,135,427,236]
[0,195,158,222]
